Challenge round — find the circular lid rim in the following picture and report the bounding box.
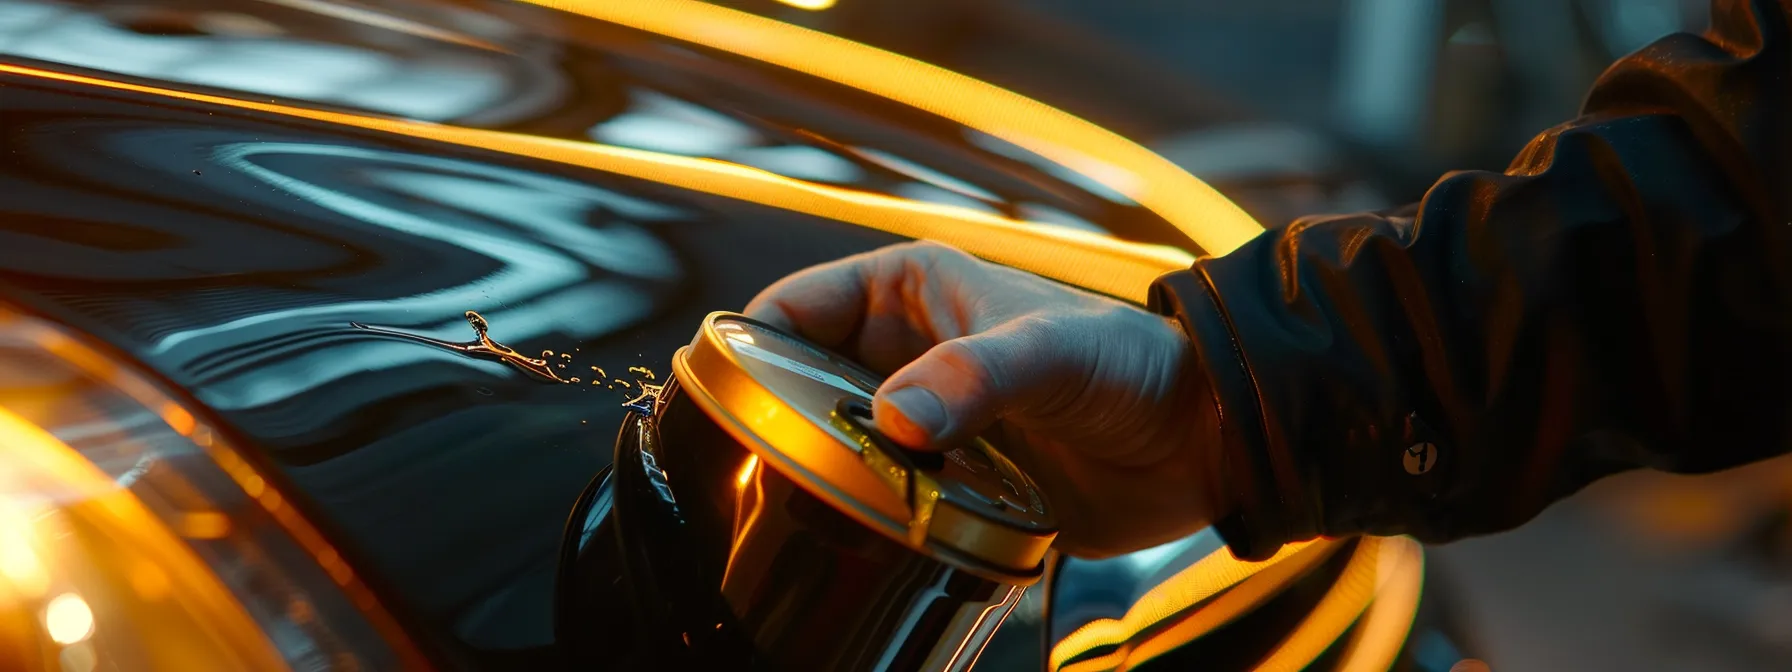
[671,311,1057,579]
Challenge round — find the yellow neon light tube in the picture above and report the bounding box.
[525,0,1264,255]
[1334,537,1425,672]
[1253,537,1421,672]
[1049,539,1330,671]
[0,63,1193,304]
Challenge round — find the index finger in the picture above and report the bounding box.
[743,251,874,350]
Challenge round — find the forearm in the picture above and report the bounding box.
[1154,0,1792,559]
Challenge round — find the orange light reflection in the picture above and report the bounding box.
[526,0,1262,255]
[720,453,766,589]
[0,63,1193,304]
[1251,537,1419,672]
[0,406,287,667]
[1334,537,1424,672]
[1048,539,1330,671]
[0,306,432,670]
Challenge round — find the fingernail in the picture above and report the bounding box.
[883,387,947,443]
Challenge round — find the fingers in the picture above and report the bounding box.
[744,251,872,349]
[873,315,1084,448]
[745,241,981,373]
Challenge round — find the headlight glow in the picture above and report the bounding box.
[0,305,429,670]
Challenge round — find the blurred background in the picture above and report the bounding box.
[4,0,1788,669]
[723,0,1709,229]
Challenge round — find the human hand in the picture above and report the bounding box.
[744,241,1224,558]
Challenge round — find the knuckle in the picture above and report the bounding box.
[936,337,1000,384]
[899,239,974,266]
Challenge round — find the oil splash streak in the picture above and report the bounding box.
[627,366,657,381]
[351,311,567,383]
[622,382,665,416]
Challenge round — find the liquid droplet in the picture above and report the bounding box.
[557,363,566,369]
[628,366,658,381]
[592,366,606,378]
[542,350,554,358]
[353,311,567,384]
[615,380,633,389]
[570,377,581,383]
[622,382,664,416]
[562,353,573,360]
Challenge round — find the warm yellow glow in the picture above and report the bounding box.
[0,307,430,668]
[44,593,95,645]
[0,506,50,597]
[737,454,761,488]
[1117,541,1337,669]
[129,562,171,601]
[720,451,769,591]
[776,0,836,9]
[526,0,1261,255]
[1049,540,1330,671]
[1051,537,1425,672]
[0,63,1193,304]
[175,512,234,540]
[0,405,288,665]
[1251,538,1419,672]
[1335,537,1424,672]
[160,403,197,437]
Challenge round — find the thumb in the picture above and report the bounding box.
[872,317,1080,449]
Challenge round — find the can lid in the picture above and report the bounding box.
[671,312,1057,580]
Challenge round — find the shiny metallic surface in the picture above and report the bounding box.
[559,377,1027,670]
[0,2,1175,662]
[0,0,1202,249]
[672,313,1057,580]
[0,0,1442,668]
[0,65,911,664]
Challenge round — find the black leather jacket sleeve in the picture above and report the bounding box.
[1150,0,1792,560]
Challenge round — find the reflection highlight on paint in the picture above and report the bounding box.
[0,63,1193,305]
[523,0,1261,254]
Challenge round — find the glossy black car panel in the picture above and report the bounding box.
[0,0,1204,661]
[0,1,1470,669]
[1,66,943,663]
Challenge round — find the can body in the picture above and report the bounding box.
[560,376,1025,671]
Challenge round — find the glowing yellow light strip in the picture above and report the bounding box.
[1056,540,1340,672]
[525,0,1263,255]
[1251,537,1419,672]
[0,63,1193,304]
[775,0,837,10]
[1048,539,1331,671]
[1334,537,1424,672]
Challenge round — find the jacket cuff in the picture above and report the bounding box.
[1147,267,1293,561]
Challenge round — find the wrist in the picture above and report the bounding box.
[1147,266,1290,561]
[1155,314,1234,529]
